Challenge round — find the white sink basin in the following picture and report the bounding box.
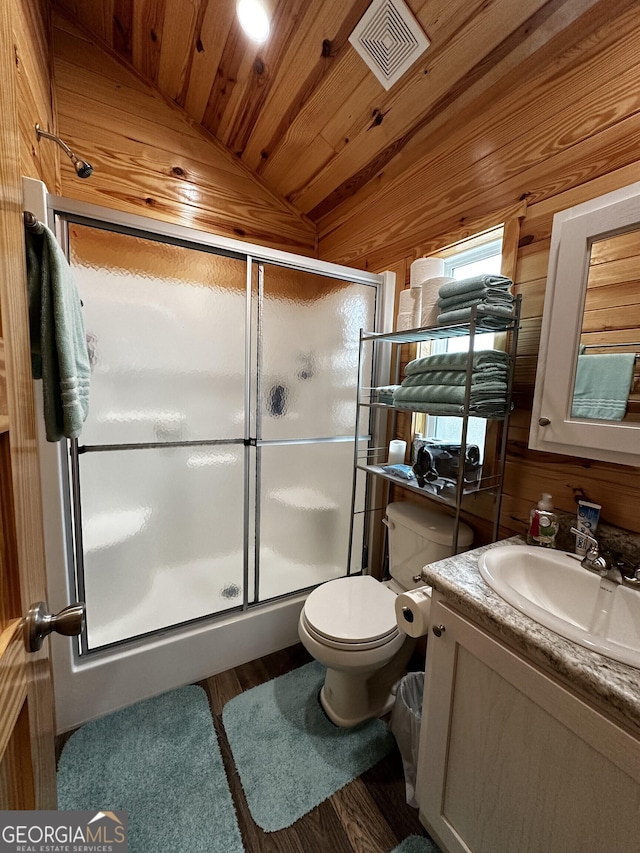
[479,545,640,668]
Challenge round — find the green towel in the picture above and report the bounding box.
[400,368,508,388]
[437,274,512,300]
[405,349,510,375]
[571,353,635,421]
[393,399,509,418]
[438,291,514,313]
[26,224,90,442]
[393,383,507,407]
[437,305,514,330]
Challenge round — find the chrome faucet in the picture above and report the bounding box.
[570,527,640,588]
[570,527,614,577]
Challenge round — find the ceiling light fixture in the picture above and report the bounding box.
[236,0,270,43]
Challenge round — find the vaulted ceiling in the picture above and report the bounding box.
[54,0,602,226]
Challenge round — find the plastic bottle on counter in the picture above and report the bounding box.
[527,493,559,548]
[412,432,425,463]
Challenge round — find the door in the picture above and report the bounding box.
[256,261,375,598]
[59,218,376,649]
[0,0,56,805]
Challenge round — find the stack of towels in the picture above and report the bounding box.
[392,350,511,418]
[437,274,515,329]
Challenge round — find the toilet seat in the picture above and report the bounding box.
[302,575,399,651]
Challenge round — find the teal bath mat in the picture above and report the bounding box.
[391,835,442,853]
[58,685,243,853]
[222,660,395,832]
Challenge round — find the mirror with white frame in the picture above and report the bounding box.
[530,182,640,465]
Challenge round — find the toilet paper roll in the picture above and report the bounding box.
[410,257,445,287]
[397,288,422,330]
[420,276,455,326]
[395,588,433,638]
[395,312,414,331]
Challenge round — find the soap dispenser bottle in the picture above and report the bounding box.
[527,493,559,548]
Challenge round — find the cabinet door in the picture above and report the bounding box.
[417,595,640,853]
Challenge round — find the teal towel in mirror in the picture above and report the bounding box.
[571,353,635,421]
[26,224,90,441]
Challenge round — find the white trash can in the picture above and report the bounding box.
[390,670,424,808]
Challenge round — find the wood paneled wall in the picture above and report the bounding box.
[50,12,317,255]
[1,0,57,807]
[319,1,640,541]
[13,0,58,189]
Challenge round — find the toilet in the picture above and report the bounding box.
[298,501,473,727]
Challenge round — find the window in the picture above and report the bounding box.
[414,230,504,462]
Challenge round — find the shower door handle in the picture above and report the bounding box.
[24,601,85,653]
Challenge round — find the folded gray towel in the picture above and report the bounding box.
[438,291,514,313]
[393,399,509,418]
[400,368,508,388]
[26,225,90,442]
[393,383,507,407]
[438,275,512,300]
[437,306,514,330]
[405,349,510,375]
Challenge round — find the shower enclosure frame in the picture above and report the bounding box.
[23,177,395,731]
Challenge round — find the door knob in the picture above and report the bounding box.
[25,601,85,653]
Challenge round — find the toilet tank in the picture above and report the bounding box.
[385,502,473,590]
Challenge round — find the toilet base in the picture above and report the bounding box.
[318,635,415,728]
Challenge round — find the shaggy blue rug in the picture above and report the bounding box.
[391,834,442,853]
[58,686,244,853]
[222,660,395,832]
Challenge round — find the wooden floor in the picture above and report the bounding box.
[57,643,430,853]
[198,643,428,853]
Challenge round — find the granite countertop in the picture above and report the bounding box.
[422,536,640,734]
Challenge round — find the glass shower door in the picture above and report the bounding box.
[256,263,376,601]
[66,221,250,650]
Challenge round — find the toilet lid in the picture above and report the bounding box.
[304,576,399,644]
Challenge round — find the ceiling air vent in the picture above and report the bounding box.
[349,0,430,91]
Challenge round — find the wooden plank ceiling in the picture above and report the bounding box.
[54,0,600,226]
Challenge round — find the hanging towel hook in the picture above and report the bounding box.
[24,211,45,234]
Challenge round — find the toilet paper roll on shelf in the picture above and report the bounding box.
[395,587,433,638]
[396,288,422,331]
[410,257,445,287]
[420,275,455,326]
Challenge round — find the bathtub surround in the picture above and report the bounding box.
[222,660,395,831]
[30,192,388,732]
[58,685,243,853]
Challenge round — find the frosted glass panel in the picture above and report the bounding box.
[68,224,247,444]
[78,445,245,649]
[258,441,365,600]
[260,266,376,440]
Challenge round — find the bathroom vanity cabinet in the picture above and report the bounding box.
[417,590,640,853]
[348,299,521,564]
